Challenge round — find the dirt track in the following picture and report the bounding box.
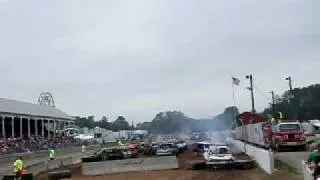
[36,150,303,180]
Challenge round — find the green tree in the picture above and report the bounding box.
[263,84,320,120]
[112,116,130,131]
[136,122,151,130]
[98,115,111,129]
[74,116,95,128]
[149,111,193,133]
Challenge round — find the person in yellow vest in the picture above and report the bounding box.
[271,117,276,125]
[14,156,24,180]
[118,139,123,146]
[49,148,56,160]
[278,112,283,120]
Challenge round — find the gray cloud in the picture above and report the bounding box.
[0,0,319,122]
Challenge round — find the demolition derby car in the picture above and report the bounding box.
[82,145,138,162]
[204,144,233,164]
[156,142,179,156]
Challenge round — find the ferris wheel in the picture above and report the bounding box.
[38,92,55,107]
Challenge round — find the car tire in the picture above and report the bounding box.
[275,144,281,152]
[300,144,307,151]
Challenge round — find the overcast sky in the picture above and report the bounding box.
[0,0,319,123]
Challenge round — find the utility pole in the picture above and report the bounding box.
[246,74,255,113]
[285,76,299,120]
[244,74,256,154]
[270,91,275,116]
[131,121,134,139]
[285,76,293,91]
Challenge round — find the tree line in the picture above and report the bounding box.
[136,107,239,133]
[262,84,320,121]
[74,115,133,131]
[75,83,320,133]
[74,106,238,133]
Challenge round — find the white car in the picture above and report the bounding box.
[204,145,233,163]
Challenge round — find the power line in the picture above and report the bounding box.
[253,82,272,101]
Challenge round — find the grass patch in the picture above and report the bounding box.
[275,159,299,175]
[103,142,119,148]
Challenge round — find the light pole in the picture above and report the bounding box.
[285,76,293,91]
[246,74,255,113]
[270,91,275,116]
[285,76,299,120]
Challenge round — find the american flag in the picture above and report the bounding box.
[232,77,240,86]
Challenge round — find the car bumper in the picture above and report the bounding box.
[206,160,233,165]
[156,152,173,156]
[278,141,306,146]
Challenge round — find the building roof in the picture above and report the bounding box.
[0,98,73,120]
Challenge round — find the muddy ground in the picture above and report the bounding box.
[36,151,303,180]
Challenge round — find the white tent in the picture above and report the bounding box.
[74,134,94,140]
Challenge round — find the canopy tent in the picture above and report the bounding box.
[74,134,94,140]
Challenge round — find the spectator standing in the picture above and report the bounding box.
[49,147,56,160]
[307,144,320,165]
[13,156,24,180]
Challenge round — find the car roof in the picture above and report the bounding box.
[196,141,210,144]
[210,143,228,146]
[278,122,301,125]
[210,145,228,148]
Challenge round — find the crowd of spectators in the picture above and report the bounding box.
[0,134,82,155]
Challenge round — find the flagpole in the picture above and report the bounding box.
[231,77,246,153]
[231,78,237,128]
[232,83,236,107]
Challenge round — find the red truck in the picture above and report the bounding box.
[236,112,306,151]
[266,120,306,151]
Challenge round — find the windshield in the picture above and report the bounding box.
[160,144,175,148]
[210,147,230,154]
[279,124,301,132]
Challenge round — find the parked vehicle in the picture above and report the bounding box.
[268,121,306,151]
[156,143,178,156]
[122,149,132,158]
[176,140,188,153]
[82,148,124,162]
[235,112,306,151]
[151,142,158,155]
[204,145,233,163]
[190,142,210,154]
[128,143,138,158]
[136,142,154,155]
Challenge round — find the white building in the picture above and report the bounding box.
[118,130,134,140]
[0,98,74,139]
[134,130,148,135]
[79,127,89,134]
[93,127,117,143]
